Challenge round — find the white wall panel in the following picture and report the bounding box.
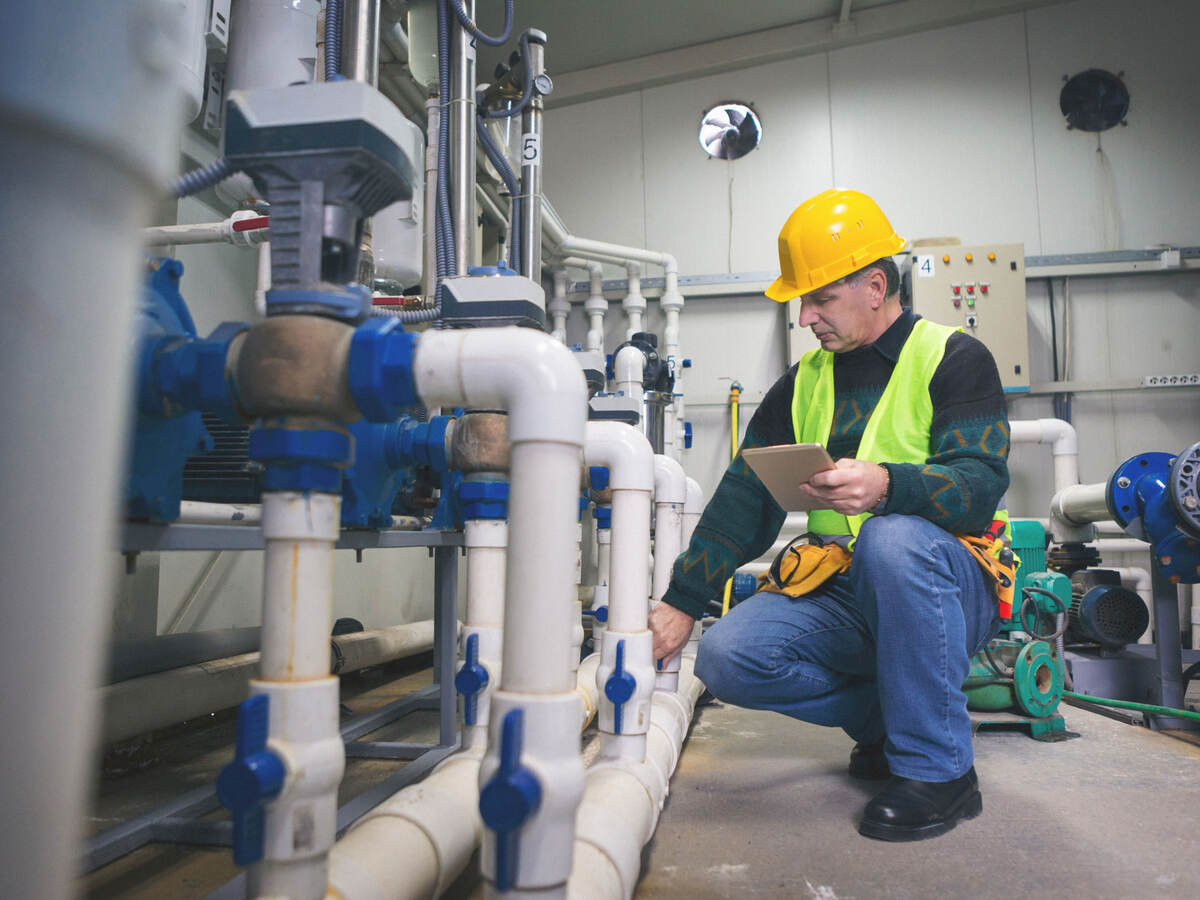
[640,54,834,275]
[543,91,647,273]
[828,13,1043,251]
[544,0,1200,533]
[1026,0,1200,253]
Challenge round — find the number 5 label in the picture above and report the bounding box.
[522,133,540,166]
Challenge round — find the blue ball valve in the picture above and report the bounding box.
[454,633,490,727]
[216,694,286,866]
[479,709,542,893]
[603,639,636,733]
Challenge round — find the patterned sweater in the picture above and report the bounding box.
[662,309,1011,620]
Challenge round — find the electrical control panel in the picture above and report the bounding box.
[906,242,1030,391]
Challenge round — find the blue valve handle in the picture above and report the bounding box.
[479,709,542,893]
[216,694,286,866]
[454,633,490,726]
[603,639,636,733]
[582,605,608,623]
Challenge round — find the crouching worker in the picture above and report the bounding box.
[649,188,1013,842]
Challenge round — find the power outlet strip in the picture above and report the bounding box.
[1143,373,1200,387]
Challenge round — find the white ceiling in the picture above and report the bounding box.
[475,0,904,77]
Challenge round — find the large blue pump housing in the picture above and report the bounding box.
[1108,442,1200,583]
[128,260,248,521]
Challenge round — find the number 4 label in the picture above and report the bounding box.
[916,255,935,278]
[522,133,540,166]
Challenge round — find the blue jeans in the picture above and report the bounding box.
[695,515,999,782]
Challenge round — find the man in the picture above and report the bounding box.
[649,188,1010,841]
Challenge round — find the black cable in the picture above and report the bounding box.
[1046,277,1065,420]
[1019,585,1070,642]
[983,642,1015,679]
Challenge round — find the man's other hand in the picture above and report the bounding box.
[649,602,695,664]
[800,458,887,515]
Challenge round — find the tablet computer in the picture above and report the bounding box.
[741,443,836,511]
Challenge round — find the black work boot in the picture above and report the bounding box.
[858,766,982,841]
[847,736,890,780]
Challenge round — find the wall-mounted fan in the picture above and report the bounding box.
[698,102,762,160]
[1060,69,1129,132]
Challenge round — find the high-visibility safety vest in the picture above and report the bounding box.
[790,318,1010,543]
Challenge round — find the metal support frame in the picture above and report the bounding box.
[84,532,463,875]
[1150,561,1189,730]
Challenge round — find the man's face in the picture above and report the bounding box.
[796,272,883,353]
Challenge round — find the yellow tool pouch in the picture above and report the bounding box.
[757,534,853,598]
[956,534,1018,619]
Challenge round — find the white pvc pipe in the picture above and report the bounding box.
[328,747,487,900]
[622,262,645,340]
[412,326,587,894]
[550,269,570,344]
[462,518,507,749]
[102,621,437,743]
[585,422,657,762]
[143,210,269,246]
[325,657,604,900]
[683,477,704,651]
[591,517,613,657]
[252,492,344,900]
[256,240,271,318]
[567,655,706,900]
[660,279,685,462]
[652,456,687,604]
[652,456,687,692]
[581,261,607,353]
[178,500,262,525]
[614,344,645,414]
[549,230,679,275]
[1009,418,1079,495]
[3,6,187,894]
[1049,480,1110,543]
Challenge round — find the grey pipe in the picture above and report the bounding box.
[342,0,380,85]
[101,620,438,744]
[106,628,263,684]
[449,0,476,274]
[517,33,546,280]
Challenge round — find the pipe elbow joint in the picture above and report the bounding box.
[684,477,703,516]
[1040,417,1078,456]
[585,421,654,492]
[614,345,645,386]
[414,328,588,446]
[653,455,687,505]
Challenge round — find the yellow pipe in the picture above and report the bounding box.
[721,381,743,615]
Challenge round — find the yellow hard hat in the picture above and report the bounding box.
[765,188,907,302]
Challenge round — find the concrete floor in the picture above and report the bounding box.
[82,661,1200,900]
[638,699,1200,899]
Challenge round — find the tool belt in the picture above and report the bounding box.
[757,533,853,598]
[956,518,1018,619]
[757,520,1018,615]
